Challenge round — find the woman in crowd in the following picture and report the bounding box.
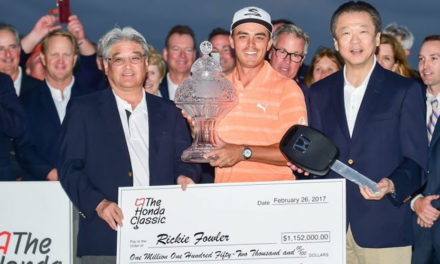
[144,45,166,96]
[377,33,418,78]
[304,48,343,87]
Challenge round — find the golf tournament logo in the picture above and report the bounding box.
[130,197,167,230]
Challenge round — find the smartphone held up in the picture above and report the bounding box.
[57,0,71,24]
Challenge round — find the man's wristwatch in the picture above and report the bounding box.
[242,145,252,160]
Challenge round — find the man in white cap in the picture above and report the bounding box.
[205,6,307,183]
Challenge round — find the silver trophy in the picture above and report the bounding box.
[175,41,238,163]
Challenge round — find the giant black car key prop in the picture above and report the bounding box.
[280,125,380,194]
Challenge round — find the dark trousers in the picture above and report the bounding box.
[412,214,440,264]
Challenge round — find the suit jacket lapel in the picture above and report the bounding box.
[40,83,61,127]
[97,89,132,171]
[424,85,440,147]
[70,80,81,98]
[146,93,162,176]
[20,74,35,97]
[351,64,384,142]
[430,118,440,147]
[334,71,351,141]
[159,79,170,100]
[427,117,440,194]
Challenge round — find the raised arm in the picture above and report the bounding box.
[20,15,60,54]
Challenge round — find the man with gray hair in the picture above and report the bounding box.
[269,24,309,81]
[383,22,414,57]
[269,23,310,103]
[58,26,200,262]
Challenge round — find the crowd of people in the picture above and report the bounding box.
[1,1,440,263]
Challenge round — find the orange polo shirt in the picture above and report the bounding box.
[215,61,307,183]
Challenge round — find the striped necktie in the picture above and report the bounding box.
[428,98,439,144]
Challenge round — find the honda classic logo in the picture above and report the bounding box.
[130,197,167,230]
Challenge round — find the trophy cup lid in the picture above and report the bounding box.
[191,41,222,75]
[174,41,237,104]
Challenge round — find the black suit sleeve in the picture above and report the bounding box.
[74,54,107,91]
[0,73,26,138]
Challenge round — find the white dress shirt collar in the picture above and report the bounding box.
[343,56,377,137]
[46,76,74,123]
[13,66,23,96]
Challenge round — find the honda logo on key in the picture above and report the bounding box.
[293,134,311,153]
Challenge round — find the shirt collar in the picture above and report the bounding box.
[113,89,147,113]
[426,91,440,104]
[229,60,271,89]
[46,76,75,102]
[166,73,178,87]
[343,55,377,89]
[13,66,23,95]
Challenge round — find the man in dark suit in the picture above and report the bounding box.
[58,26,200,263]
[159,25,196,100]
[17,29,98,181]
[0,73,26,180]
[291,2,426,263]
[0,17,60,179]
[0,21,48,179]
[412,35,440,264]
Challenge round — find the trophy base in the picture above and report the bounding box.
[181,146,216,163]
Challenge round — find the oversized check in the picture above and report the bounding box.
[117,179,346,264]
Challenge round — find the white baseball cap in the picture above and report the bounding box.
[230,6,273,34]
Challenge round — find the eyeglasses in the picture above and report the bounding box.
[0,44,19,55]
[272,46,304,63]
[107,54,146,66]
